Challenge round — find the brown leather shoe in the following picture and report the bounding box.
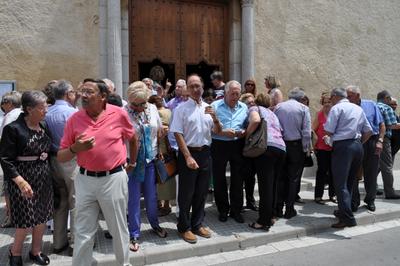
[193,226,211,238]
[180,230,197,244]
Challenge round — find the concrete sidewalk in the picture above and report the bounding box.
[1,171,400,266]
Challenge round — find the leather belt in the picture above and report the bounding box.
[187,145,208,152]
[79,165,123,177]
[16,156,39,161]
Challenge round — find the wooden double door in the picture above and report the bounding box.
[129,0,229,89]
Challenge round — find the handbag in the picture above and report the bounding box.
[304,152,314,167]
[155,137,178,184]
[242,106,268,158]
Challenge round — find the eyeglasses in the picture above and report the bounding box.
[130,101,147,107]
[245,83,255,86]
[81,89,97,95]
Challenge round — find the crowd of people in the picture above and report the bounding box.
[0,71,400,266]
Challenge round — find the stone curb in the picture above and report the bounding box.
[91,209,400,266]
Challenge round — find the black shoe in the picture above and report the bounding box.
[230,213,244,223]
[53,242,70,254]
[218,212,228,222]
[365,202,376,212]
[29,251,50,265]
[245,203,259,211]
[104,231,113,239]
[275,209,284,218]
[153,225,168,238]
[331,221,356,229]
[9,249,23,266]
[329,196,338,203]
[385,194,400,199]
[352,206,358,212]
[284,208,297,219]
[376,190,383,196]
[295,198,305,204]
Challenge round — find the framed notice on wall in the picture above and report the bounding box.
[0,80,16,97]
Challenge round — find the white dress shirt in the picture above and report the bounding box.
[170,98,214,147]
[0,107,22,138]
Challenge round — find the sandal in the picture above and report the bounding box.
[29,251,50,265]
[129,237,140,252]
[153,226,168,238]
[248,222,270,231]
[1,216,13,228]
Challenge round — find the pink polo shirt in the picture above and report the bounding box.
[60,104,135,171]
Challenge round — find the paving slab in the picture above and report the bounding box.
[1,169,400,265]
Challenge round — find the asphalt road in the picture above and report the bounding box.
[217,226,400,266]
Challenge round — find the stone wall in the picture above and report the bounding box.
[254,0,400,112]
[0,0,99,91]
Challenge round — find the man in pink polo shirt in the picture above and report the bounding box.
[58,79,137,266]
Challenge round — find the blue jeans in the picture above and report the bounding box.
[127,161,159,238]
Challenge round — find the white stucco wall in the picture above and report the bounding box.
[0,0,99,90]
[254,0,400,110]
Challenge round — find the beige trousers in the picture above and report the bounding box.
[72,170,131,266]
[50,156,77,249]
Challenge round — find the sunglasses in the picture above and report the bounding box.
[245,83,255,86]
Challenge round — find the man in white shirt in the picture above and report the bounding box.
[0,91,22,228]
[170,74,222,244]
[0,91,22,138]
[324,88,372,228]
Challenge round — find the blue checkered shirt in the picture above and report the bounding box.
[377,102,398,138]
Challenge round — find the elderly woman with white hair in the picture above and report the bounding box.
[124,81,167,252]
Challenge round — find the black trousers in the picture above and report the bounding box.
[277,140,305,209]
[352,135,380,206]
[314,149,335,199]
[332,139,363,225]
[211,139,244,215]
[255,146,285,226]
[241,156,256,206]
[177,147,211,233]
[392,129,400,158]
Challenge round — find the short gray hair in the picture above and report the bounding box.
[54,80,73,100]
[103,78,115,92]
[225,80,241,93]
[21,91,47,114]
[142,78,153,85]
[330,87,347,98]
[288,87,305,101]
[270,88,282,98]
[176,79,186,87]
[1,91,22,108]
[346,85,361,95]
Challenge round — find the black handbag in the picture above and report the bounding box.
[243,107,268,158]
[304,152,314,167]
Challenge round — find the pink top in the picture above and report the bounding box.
[249,106,286,151]
[60,104,135,171]
[315,110,332,151]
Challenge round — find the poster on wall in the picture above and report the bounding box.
[0,80,16,97]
